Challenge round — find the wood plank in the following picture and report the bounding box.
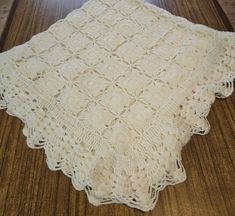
[218,0,235,30]
[0,0,15,40]
[0,0,234,215]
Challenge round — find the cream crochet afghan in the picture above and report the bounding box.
[0,0,234,212]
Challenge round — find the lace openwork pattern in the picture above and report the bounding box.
[0,0,234,212]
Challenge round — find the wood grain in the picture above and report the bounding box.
[217,0,235,29]
[0,0,15,40]
[0,0,234,215]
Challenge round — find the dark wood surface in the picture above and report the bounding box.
[217,0,235,29]
[0,0,234,215]
[0,0,15,39]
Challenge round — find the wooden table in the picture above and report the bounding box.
[0,0,234,215]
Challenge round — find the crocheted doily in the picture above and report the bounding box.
[0,0,234,212]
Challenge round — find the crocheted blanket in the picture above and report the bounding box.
[0,0,234,212]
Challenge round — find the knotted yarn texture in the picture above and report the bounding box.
[0,0,234,212]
